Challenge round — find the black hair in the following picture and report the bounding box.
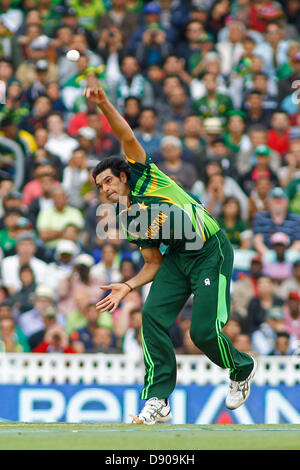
[19,264,34,275]
[162,74,185,89]
[54,24,74,34]
[221,196,242,220]
[0,288,9,300]
[34,94,51,102]
[184,113,203,120]
[4,208,24,217]
[185,19,203,28]
[0,58,13,67]
[248,89,262,96]
[211,136,226,145]
[140,106,157,116]
[266,20,283,30]
[243,35,255,43]
[1,117,16,127]
[34,159,52,168]
[121,55,138,65]
[253,71,268,79]
[25,7,40,15]
[46,110,64,121]
[72,146,86,154]
[203,159,222,184]
[124,96,142,105]
[120,258,137,272]
[248,123,267,133]
[276,331,290,339]
[92,156,130,184]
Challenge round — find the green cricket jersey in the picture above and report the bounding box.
[117,155,220,252]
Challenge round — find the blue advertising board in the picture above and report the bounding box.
[0,384,299,424]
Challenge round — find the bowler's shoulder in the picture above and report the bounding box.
[126,154,153,169]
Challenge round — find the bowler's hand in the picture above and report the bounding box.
[96,283,131,313]
[83,87,107,107]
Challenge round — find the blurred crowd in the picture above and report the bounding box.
[0,0,300,358]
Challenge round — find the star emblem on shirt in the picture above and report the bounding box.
[137,202,149,210]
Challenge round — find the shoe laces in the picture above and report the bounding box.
[229,378,249,396]
[141,398,165,420]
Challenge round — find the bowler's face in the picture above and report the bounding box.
[95,169,129,203]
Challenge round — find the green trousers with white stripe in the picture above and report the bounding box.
[141,229,254,400]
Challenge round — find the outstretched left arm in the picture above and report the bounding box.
[96,247,163,313]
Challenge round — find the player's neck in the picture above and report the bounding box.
[118,194,131,209]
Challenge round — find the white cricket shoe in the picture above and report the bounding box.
[225,357,258,410]
[130,397,172,425]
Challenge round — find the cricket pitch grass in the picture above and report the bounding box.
[0,423,299,450]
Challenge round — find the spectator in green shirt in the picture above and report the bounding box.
[36,185,84,249]
[192,72,234,125]
[38,0,62,37]
[0,208,22,255]
[0,306,30,352]
[286,178,300,214]
[218,197,252,250]
[69,0,106,32]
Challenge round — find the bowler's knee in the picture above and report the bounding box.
[189,324,216,350]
